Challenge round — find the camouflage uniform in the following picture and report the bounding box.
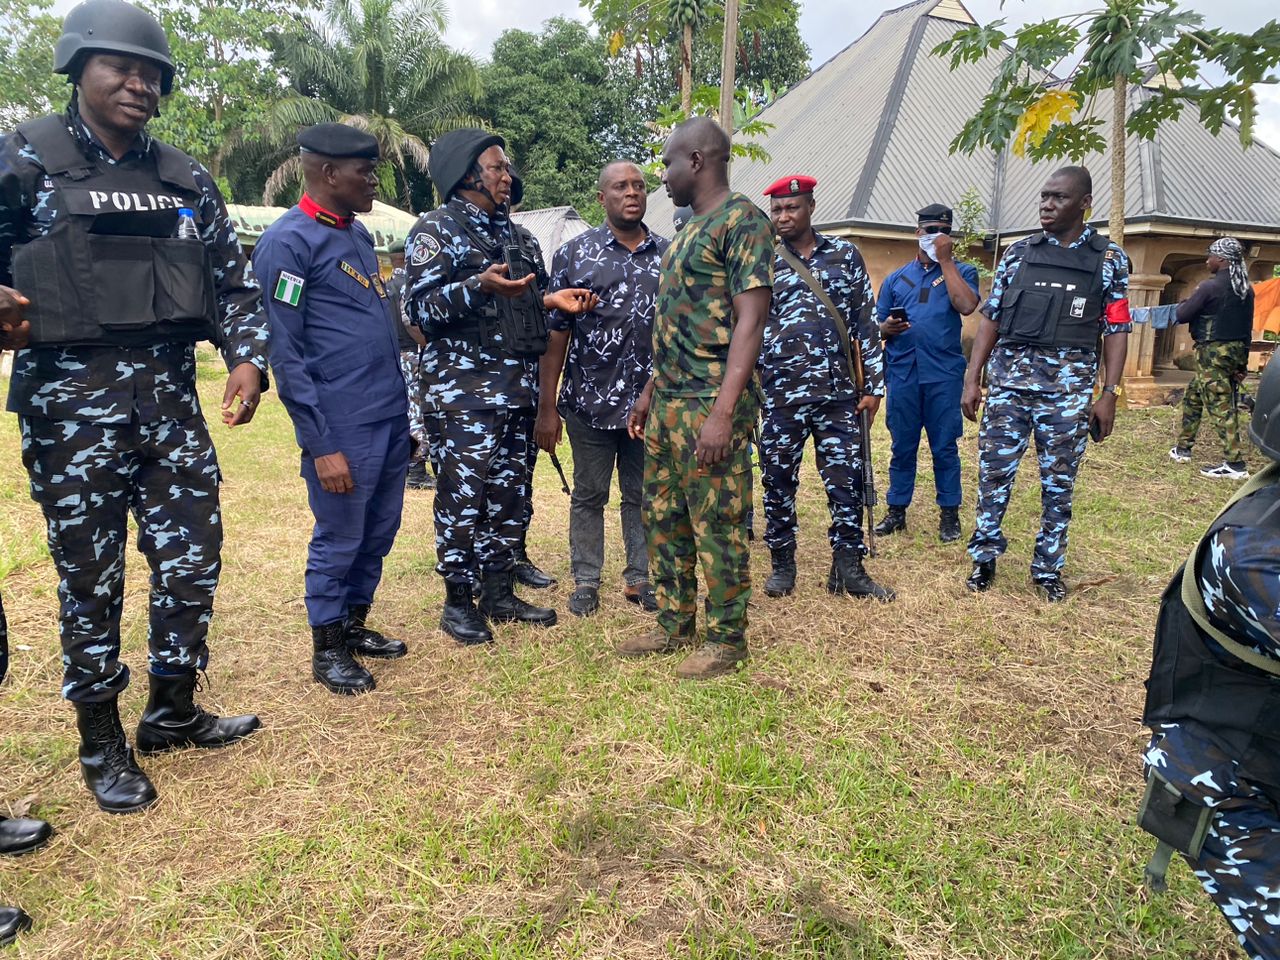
[403,197,544,584]
[1177,340,1249,463]
[968,228,1130,580]
[758,233,883,555]
[0,110,268,702]
[648,193,773,648]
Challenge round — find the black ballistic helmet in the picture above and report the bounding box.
[54,0,176,96]
[1250,356,1280,462]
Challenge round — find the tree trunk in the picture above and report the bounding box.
[1108,72,1127,249]
[718,0,740,136]
[680,23,693,116]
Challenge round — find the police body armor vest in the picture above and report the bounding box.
[997,232,1110,350]
[1190,278,1253,344]
[387,274,416,351]
[12,115,218,348]
[416,208,548,358]
[1143,466,1280,791]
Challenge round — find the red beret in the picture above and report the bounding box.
[764,174,817,198]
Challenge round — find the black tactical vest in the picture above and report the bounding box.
[387,273,416,351]
[998,232,1112,350]
[1190,273,1253,344]
[1143,473,1280,791]
[12,115,218,347]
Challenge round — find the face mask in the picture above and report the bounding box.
[918,234,938,261]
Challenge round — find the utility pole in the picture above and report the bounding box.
[718,0,739,137]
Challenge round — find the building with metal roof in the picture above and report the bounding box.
[647,0,1280,395]
[511,206,592,271]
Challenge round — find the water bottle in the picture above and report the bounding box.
[175,207,199,240]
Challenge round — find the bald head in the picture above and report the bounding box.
[669,116,730,167]
[660,116,731,211]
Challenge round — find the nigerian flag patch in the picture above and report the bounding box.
[274,271,304,307]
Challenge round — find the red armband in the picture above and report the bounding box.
[1105,298,1131,326]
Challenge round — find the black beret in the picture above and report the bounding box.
[297,123,379,160]
[917,203,953,225]
[429,128,505,199]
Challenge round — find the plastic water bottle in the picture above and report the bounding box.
[175,207,199,240]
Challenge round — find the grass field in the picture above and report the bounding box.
[0,351,1260,959]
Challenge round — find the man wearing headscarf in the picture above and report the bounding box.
[1170,237,1255,479]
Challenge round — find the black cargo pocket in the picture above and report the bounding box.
[1003,288,1059,342]
[154,238,214,323]
[89,235,157,329]
[11,242,85,343]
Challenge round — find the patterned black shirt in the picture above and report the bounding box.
[0,109,268,423]
[547,223,668,430]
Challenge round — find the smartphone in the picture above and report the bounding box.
[889,307,909,327]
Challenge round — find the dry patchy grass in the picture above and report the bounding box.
[0,356,1259,959]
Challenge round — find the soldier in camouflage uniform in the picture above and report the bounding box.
[0,0,265,814]
[403,129,594,644]
[962,166,1130,602]
[1139,358,1280,960]
[619,117,773,680]
[1170,237,1255,480]
[757,173,892,601]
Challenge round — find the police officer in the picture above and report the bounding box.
[1139,358,1280,960]
[1169,237,1255,480]
[0,0,266,814]
[874,203,979,542]
[388,242,435,491]
[757,174,893,601]
[254,124,410,695]
[402,129,594,644]
[962,166,1130,602]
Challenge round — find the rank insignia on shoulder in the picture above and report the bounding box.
[315,210,341,227]
[371,274,387,298]
[274,270,305,307]
[340,260,371,288]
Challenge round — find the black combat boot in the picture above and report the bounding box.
[344,604,407,659]
[479,570,558,627]
[826,558,843,595]
[764,547,797,597]
[832,549,896,601]
[135,671,261,754]
[441,581,493,645]
[513,533,556,589]
[966,560,996,593]
[0,817,52,857]
[311,621,375,695]
[938,507,962,543]
[74,698,158,814]
[873,505,907,537]
[406,461,435,490]
[0,906,32,947]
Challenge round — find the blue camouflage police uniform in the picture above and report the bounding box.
[254,195,409,630]
[759,230,884,557]
[968,227,1130,580]
[0,107,268,703]
[875,254,978,510]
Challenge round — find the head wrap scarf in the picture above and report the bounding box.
[1209,237,1251,300]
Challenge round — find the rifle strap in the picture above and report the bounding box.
[774,243,863,393]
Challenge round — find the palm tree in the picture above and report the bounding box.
[259,0,482,207]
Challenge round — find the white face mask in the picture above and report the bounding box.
[918,234,938,261]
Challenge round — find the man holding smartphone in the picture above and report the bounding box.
[873,204,980,542]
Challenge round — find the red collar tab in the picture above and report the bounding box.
[300,194,353,229]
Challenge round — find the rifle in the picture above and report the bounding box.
[548,449,571,495]
[773,244,879,557]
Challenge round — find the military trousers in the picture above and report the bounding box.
[301,415,410,627]
[645,392,753,648]
[967,383,1091,578]
[564,408,648,588]
[760,396,866,555]
[19,414,222,702]
[520,413,538,533]
[885,375,963,509]
[427,406,530,583]
[399,348,429,464]
[1177,340,1248,463]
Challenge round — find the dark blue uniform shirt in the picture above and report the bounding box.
[254,201,406,458]
[875,257,979,385]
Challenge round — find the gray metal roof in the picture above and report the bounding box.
[647,0,1280,239]
[511,206,592,270]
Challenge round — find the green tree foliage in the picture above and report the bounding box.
[258,0,480,208]
[479,18,648,219]
[0,0,72,128]
[935,1,1280,246]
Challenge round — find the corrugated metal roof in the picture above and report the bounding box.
[647,0,1280,240]
[511,206,592,270]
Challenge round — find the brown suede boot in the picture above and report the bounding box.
[675,642,747,680]
[616,629,695,658]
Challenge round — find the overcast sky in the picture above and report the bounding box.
[439,0,1280,149]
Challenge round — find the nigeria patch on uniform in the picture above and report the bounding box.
[274,271,305,307]
[411,234,441,266]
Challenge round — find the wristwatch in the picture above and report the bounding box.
[1102,383,1123,398]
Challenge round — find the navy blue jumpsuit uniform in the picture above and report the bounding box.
[254,195,410,630]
